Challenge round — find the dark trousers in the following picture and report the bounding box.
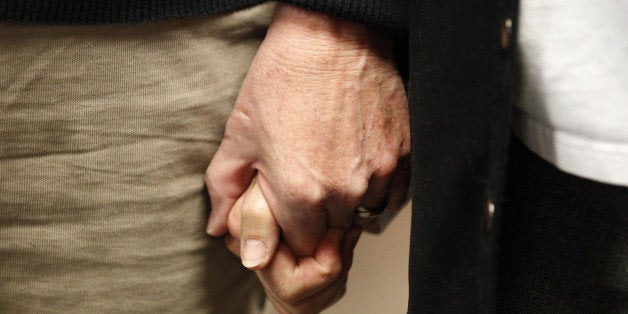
[497,136,628,313]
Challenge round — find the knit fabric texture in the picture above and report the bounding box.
[0,0,407,33]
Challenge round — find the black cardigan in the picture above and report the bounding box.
[408,0,518,312]
[0,1,519,312]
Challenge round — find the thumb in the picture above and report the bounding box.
[239,178,281,270]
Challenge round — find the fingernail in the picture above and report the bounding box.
[242,239,267,268]
[206,221,216,236]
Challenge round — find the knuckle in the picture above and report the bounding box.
[341,178,368,207]
[322,174,369,209]
[373,154,398,179]
[285,176,326,209]
[274,284,303,304]
[318,263,342,283]
[273,264,342,304]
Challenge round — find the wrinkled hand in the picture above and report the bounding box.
[225,178,362,314]
[206,3,410,256]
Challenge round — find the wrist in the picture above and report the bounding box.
[264,4,394,67]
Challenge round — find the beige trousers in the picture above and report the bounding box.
[0,3,274,313]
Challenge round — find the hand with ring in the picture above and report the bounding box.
[205,3,410,257]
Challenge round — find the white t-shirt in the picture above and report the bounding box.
[515,0,628,187]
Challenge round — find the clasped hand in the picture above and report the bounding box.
[205,4,410,313]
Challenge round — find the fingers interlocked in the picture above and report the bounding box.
[224,177,363,313]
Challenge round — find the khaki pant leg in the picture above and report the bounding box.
[0,3,274,313]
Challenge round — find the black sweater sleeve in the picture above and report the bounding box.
[281,0,407,34]
[0,0,406,34]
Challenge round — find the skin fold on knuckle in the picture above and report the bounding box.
[322,171,368,207]
[271,281,309,306]
[271,262,342,307]
[316,263,342,285]
[371,153,398,183]
[345,174,369,205]
[283,175,326,210]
